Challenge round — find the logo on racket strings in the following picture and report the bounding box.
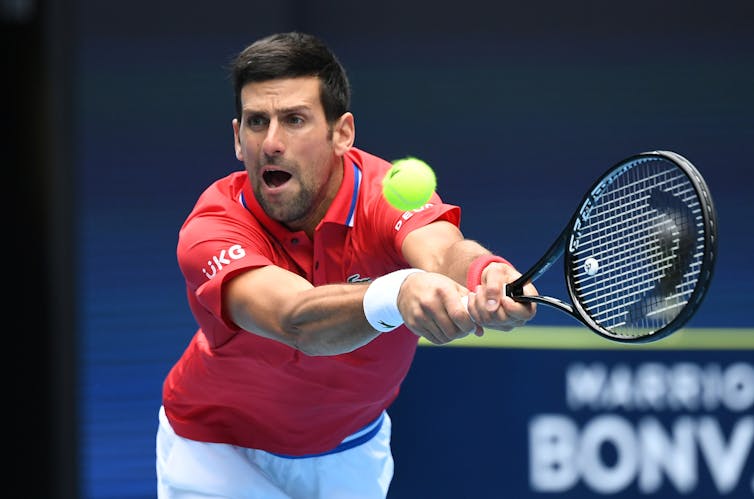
[583,257,599,276]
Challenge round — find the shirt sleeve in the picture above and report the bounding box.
[388,192,461,254]
[177,190,276,334]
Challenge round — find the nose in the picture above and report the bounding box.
[262,120,284,157]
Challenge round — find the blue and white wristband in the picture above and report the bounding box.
[363,268,425,332]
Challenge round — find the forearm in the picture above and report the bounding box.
[435,239,497,286]
[225,268,382,356]
[401,221,502,287]
[279,283,381,356]
[284,270,426,355]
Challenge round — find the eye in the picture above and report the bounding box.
[285,114,305,127]
[245,114,268,131]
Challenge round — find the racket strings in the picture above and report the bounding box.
[570,158,706,338]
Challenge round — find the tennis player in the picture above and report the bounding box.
[156,31,537,498]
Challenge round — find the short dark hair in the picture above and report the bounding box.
[230,32,351,124]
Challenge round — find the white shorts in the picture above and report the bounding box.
[156,406,394,499]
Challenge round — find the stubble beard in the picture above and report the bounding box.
[253,178,314,225]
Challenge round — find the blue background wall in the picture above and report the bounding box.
[71,1,754,497]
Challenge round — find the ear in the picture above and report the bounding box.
[232,118,244,161]
[331,112,355,156]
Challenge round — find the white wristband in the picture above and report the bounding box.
[363,268,425,332]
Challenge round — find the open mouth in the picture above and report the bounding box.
[263,169,292,188]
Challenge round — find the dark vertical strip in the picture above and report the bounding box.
[43,0,79,496]
[4,0,78,496]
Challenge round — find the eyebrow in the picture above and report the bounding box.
[243,105,311,117]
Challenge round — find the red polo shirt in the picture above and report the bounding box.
[163,147,461,455]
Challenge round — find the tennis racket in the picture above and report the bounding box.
[506,150,717,343]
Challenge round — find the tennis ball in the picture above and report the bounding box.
[382,157,437,211]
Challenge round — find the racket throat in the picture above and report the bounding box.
[511,293,575,316]
[505,279,576,317]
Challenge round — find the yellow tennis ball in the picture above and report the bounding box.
[382,157,437,211]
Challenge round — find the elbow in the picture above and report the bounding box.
[277,294,365,356]
[277,302,319,355]
[279,318,342,357]
[289,333,350,357]
[295,332,364,357]
[290,332,326,356]
[298,343,338,357]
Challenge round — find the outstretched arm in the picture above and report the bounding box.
[223,220,536,356]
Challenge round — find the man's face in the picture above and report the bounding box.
[233,76,347,232]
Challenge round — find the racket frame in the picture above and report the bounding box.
[505,150,717,343]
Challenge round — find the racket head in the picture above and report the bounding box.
[564,150,717,343]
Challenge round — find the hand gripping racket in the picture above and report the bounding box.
[506,150,717,343]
